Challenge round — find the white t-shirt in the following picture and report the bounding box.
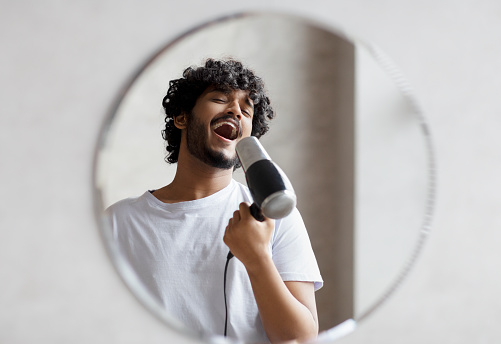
[107,179,323,343]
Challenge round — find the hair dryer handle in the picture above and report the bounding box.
[227,202,264,260]
[249,203,265,222]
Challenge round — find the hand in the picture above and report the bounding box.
[223,202,274,268]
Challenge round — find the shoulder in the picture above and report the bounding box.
[275,207,306,231]
[105,192,149,217]
[104,192,153,238]
[271,207,309,249]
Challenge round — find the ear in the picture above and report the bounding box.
[174,114,187,129]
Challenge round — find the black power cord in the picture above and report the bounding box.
[223,251,234,336]
[223,204,263,337]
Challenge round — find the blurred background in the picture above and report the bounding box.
[1,1,500,343]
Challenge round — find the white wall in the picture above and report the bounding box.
[1,1,500,343]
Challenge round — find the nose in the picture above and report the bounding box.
[225,100,243,119]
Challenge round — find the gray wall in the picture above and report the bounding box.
[1,1,500,343]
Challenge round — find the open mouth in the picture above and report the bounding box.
[212,120,239,140]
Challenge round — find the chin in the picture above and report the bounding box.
[202,148,239,170]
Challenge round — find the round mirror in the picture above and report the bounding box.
[93,12,435,343]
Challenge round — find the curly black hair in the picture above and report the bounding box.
[161,58,275,164]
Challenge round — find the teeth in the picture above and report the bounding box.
[212,121,236,130]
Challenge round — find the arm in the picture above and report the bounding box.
[223,203,319,343]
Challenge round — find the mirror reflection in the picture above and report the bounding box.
[94,12,433,343]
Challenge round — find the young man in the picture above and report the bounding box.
[107,59,323,343]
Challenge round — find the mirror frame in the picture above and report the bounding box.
[91,11,437,343]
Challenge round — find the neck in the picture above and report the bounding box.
[153,148,234,203]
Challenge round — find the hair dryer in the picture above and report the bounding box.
[236,136,297,221]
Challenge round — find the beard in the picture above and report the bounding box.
[185,113,239,170]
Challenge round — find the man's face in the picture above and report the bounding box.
[183,87,254,169]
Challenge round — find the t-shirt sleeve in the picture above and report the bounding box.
[271,208,323,291]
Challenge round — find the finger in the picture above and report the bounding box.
[232,210,241,221]
[238,202,252,218]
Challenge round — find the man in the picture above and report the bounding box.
[107,59,323,343]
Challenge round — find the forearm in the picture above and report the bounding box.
[223,203,318,342]
[245,254,318,343]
